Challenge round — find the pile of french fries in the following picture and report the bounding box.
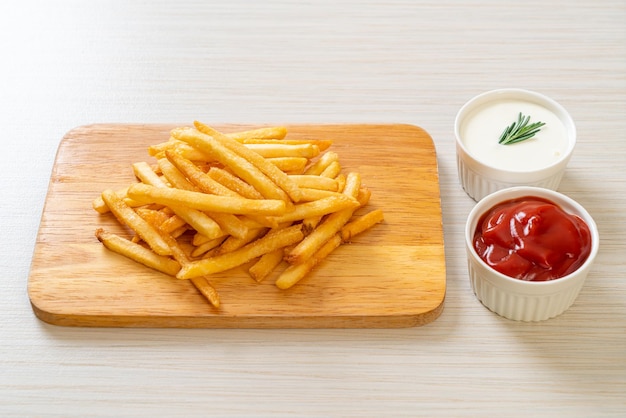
[93,121,384,308]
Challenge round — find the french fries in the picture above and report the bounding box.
[94,122,384,307]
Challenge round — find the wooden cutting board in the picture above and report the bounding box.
[28,124,446,328]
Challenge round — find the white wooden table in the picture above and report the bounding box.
[1,1,624,416]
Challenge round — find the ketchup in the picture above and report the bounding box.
[473,196,592,281]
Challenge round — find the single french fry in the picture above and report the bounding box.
[276,234,342,290]
[127,183,288,216]
[172,126,292,202]
[285,172,361,265]
[133,161,167,187]
[194,121,303,203]
[249,248,284,283]
[177,224,304,279]
[243,143,320,159]
[289,175,338,191]
[242,138,332,152]
[101,189,172,256]
[95,229,180,275]
[356,187,372,206]
[335,173,346,192]
[267,195,359,224]
[266,157,308,174]
[298,188,346,202]
[190,277,221,308]
[341,209,384,242]
[227,126,288,142]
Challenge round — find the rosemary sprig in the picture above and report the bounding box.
[498,112,546,145]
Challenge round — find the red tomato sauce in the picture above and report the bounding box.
[473,196,592,281]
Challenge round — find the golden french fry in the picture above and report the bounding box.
[101,189,172,256]
[95,229,180,275]
[177,224,304,279]
[268,195,359,224]
[242,138,332,152]
[172,126,292,202]
[276,234,342,290]
[127,183,288,216]
[289,175,338,191]
[266,157,308,173]
[194,121,303,203]
[335,173,346,192]
[356,187,372,206]
[298,188,346,202]
[243,143,320,159]
[341,209,384,242]
[190,277,221,308]
[249,248,284,283]
[133,161,167,187]
[228,126,288,141]
[285,172,361,265]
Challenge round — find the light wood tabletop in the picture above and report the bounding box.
[1,1,624,417]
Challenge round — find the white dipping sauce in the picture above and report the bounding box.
[460,99,568,171]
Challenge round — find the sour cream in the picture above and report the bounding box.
[460,99,569,172]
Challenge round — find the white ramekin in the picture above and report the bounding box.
[455,88,576,201]
[465,187,599,322]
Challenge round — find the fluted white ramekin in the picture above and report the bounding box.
[455,89,576,201]
[465,187,599,322]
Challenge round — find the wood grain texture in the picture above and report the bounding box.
[28,124,446,328]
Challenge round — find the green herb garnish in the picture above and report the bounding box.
[498,112,546,145]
